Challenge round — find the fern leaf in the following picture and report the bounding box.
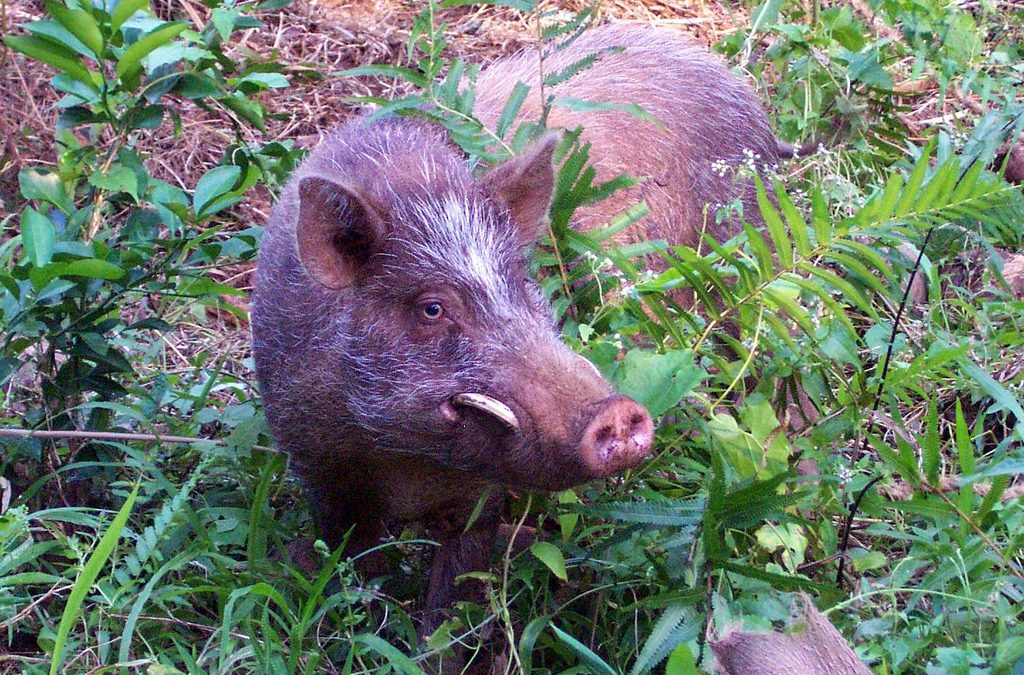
[775,182,811,257]
[628,604,697,675]
[756,178,793,268]
[581,499,705,527]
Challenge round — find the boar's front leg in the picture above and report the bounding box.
[422,493,505,636]
[302,463,387,575]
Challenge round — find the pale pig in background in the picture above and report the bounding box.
[251,23,778,622]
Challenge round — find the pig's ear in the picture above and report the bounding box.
[295,177,387,290]
[481,134,559,243]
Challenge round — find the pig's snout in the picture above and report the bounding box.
[581,395,653,476]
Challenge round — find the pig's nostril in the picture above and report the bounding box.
[581,395,654,477]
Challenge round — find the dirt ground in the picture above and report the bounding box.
[0,0,750,214]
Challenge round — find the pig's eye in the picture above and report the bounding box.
[420,301,445,321]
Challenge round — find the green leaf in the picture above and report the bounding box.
[518,613,554,675]
[613,349,705,418]
[351,635,425,674]
[581,499,704,527]
[115,22,187,79]
[664,643,697,675]
[496,81,530,139]
[441,0,535,10]
[50,482,139,675]
[959,359,1024,439]
[894,146,932,217]
[26,19,94,61]
[923,397,940,485]
[335,64,428,88]
[19,168,71,213]
[844,46,893,90]
[20,208,57,267]
[993,636,1024,674]
[3,35,98,90]
[954,399,975,475]
[234,72,289,90]
[552,97,665,130]
[851,549,887,573]
[530,541,567,581]
[45,1,103,58]
[60,258,126,280]
[89,166,139,201]
[193,165,241,216]
[111,0,149,33]
[211,6,240,41]
[756,178,792,268]
[550,625,618,675]
[629,604,697,675]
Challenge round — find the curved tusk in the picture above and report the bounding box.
[452,393,520,431]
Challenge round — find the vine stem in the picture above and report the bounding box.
[0,427,278,453]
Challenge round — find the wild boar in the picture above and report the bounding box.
[250,22,776,624]
[473,23,779,261]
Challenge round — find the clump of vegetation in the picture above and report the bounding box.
[1,0,1022,673]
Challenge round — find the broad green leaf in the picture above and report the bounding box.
[193,165,241,216]
[530,541,567,581]
[111,0,149,33]
[45,1,103,58]
[89,166,139,200]
[19,168,71,213]
[25,19,94,61]
[613,349,705,418]
[755,522,807,570]
[115,22,187,79]
[582,499,704,527]
[234,72,289,90]
[775,181,809,256]
[4,35,98,90]
[60,258,126,280]
[441,0,535,10]
[954,399,975,475]
[211,6,240,41]
[20,208,56,267]
[50,482,139,675]
[664,643,697,675]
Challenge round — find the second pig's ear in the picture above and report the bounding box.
[296,177,387,290]
[481,134,559,244]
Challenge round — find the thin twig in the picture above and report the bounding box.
[0,584,74,631]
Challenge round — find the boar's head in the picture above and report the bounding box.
[292,120,652,491]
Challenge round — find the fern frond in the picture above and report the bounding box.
[580,498,705,527]
[628,604,697,675]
